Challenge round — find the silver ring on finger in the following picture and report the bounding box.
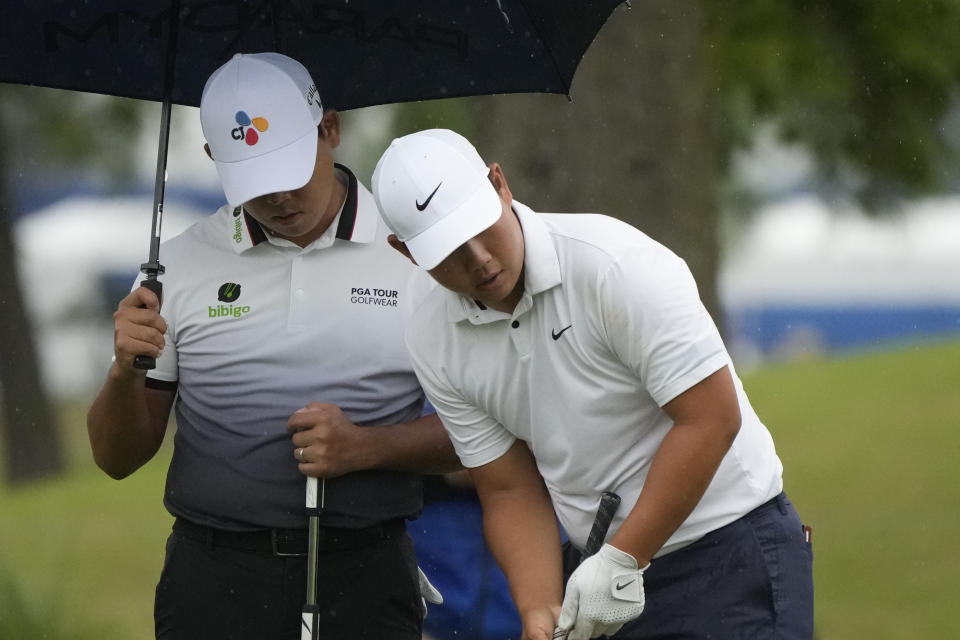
[297,447,304,461]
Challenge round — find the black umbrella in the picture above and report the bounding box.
[2,1,624,110]
[1,0,623,363]
[0,1,624,636]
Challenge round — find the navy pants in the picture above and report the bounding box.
[563,493,814,639]
[154,520,422,639]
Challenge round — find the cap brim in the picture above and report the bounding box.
[403,181,502,270]
[214,130,318,207]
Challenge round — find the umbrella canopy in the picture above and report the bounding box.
[0,1,624,110]
[0,0,624,366]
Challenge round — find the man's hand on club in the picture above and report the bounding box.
[554,544,647,640]
[287,403,371,477]
[520,605,562,640]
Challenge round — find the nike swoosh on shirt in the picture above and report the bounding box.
[416,182,442,211]
[551,325,573,340]
[615,579,636,591]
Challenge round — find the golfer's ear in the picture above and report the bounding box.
[387,234,416,264]
[203,143,213,160]
[320,109,341,149]
[488,162,513,203]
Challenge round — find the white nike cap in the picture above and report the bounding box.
[372,129,501,270]
[200,52,324,207]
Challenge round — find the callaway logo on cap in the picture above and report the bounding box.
[200,52,324,207]
[372,129,501,270]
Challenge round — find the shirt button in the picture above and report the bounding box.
[295,289,305,298]
[511,320,519,328]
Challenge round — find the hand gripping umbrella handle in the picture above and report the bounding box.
[134,48,172,372]
[133,277,164,370]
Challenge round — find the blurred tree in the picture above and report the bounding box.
[707,0,960,203]
[393,1,719,319]
[0,131,63,484]
[0,85,141,484]
[391,0,960,325]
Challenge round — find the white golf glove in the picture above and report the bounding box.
[554,544,647,639]
[417,566,443,619]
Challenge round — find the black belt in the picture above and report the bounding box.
[172,517,405,557]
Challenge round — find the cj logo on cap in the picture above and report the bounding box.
[231,111,269,145]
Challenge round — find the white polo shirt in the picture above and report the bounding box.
[143,165,434,530]
[405,202,783,556]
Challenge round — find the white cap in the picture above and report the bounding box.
[372,129,501,270]
[200,52,324,207]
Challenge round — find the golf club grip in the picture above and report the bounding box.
[583,491,621,558]
[553,492,624,639]
[133,278,164,370]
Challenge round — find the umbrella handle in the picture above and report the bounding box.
[132,277,164,370]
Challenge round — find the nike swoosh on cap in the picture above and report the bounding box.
[416,182,442,211]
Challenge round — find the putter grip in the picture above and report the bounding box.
[583,491,621,557]
[133,278,164,370]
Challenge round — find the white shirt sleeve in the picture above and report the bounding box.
[405,330,516,468]
[598,245,729,407]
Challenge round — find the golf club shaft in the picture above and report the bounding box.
[302,476,324,640]
[306,516,319,603]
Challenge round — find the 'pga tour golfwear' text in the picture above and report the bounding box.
[139,165,434,530]
[405,203,784,557]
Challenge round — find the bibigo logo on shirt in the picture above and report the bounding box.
[209,282,252,319]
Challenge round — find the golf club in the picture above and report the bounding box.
[553,491,622,640]
[301,476,325,640]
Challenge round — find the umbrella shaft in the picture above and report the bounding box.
[145,98,172,268]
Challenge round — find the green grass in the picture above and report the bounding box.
[0,404,173,640]
[740,338,960,638]
[2,338,959,638]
